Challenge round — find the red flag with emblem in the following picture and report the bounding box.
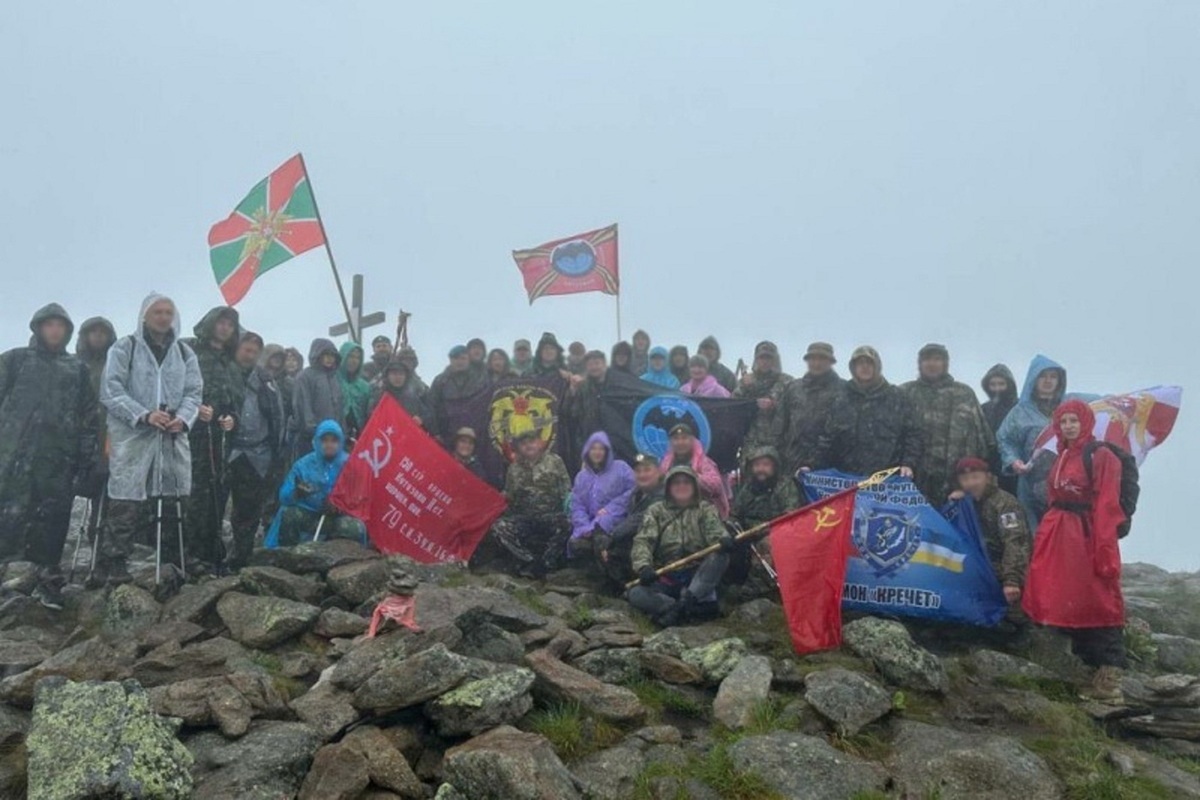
[512,224,619,303]
[208,154,327,305]
[769,489,858,655]
[329,395,507,563]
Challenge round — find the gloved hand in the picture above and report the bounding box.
[638,566,659,586]
[592,532,612,555]
[718,534,737,553]
[294,481,315,498]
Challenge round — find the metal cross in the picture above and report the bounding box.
[328,274,386,343]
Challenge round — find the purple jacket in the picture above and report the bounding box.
[680,374,731,398]
[570,431,635,540]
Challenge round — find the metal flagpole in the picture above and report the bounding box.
[615,293,622,342]
[297,152,358,342]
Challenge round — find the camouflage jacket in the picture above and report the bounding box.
[733,371,793,455]
[504,451,571,518]
[184,308,246,421]
[901,375,996,505]
[781,371,844,473]
[631,497,725,573]
[816,379,923,478]
[731,474,802,530]
[975,481,1031,588]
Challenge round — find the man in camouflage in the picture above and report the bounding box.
[481,430,571,576]
[75,317,117,541]
[782,342,844,475]
[733,341,792,457]
[630,466,733,626]
[901,343,996,505]
[728,445,801,597]
[816,346,922,479]
[183,306,245,574]
[951,457,1031,623]
[0,304,98,608]
[593,452,663,586]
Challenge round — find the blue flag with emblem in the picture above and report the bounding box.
[801,470,1008,627]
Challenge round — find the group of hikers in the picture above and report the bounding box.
[0,295,1132,703]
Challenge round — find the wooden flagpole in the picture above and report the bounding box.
[297,152,358,342]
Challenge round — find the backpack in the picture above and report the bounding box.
[1082,441,1139,538]
[124,334,188,371]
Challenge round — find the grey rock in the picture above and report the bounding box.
[353,643,474,712]
[442,725,580,800]
[842,617,949,693]
[572,744,646,800]
[625,725,683,747]
[889,720,1062,799]
[188,720,323,800]
[135,620,206,652]
[342,725,425,798]
[415,585,548,632]
[26,677,192,800]
[641,624,730,658]
[728,732,888,799]
[574,647,643,685]
[681,638,748,684]
[148,671,286,738]
[426,668,535,737]
[583,622,643,651]
[456,619,526,664]
[0,638,49,674]
[298,742,370,800]
[0,636,128,707]
[315,607,370,638]
[161,575,241,623]
[638,650,703,685]
[1155,634,1200,674]
[330,626,461,691]
[248,538,380,574]
[327,559,391,605]
[965,648,1054,684]
[434,784,468,800]
[289,671,361,741]
[713,655,773,730]
[526,648,646,724]
[803,667,893,735]
[1121,715,1200,740]
[132,636,249,687]
[545,628,588,660]
[100,583,162,639]
[239,565,326,605]
[216,591,321,649]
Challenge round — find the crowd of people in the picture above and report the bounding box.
[0,294,1132,703]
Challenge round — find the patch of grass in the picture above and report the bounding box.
[249,651,283,673]
[741,697,800,737]
[565,600,596,631]
[892,690,942,724]
[623,677,707,720]
[1123,619,1158,668]
[1163,754,1200,777]
[786,649,876,678]
[628,610,658,636]
[523,702,622,761]
[511,586,554,616]
[1027,735,1172,799]
[995,674,1078,703]
[633,744,784,800]
[848,792,890,800]
[438,569,470,588]
[829,731,893,762]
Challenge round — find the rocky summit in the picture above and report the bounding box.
[0,552,1198,799]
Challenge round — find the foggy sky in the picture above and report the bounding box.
[2,2,1195,568]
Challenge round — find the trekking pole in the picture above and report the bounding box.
[313,514,326,543]
[624,467,899,589]
[155,497,164,585]
[175,499,186,580]
[67,498,91,585]
[88,492,105,581]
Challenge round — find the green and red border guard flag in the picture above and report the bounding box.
[208,155,326,305]
[512,224,619,304]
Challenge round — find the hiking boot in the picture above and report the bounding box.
[32,581,64,611]
[1081,666,1125,705]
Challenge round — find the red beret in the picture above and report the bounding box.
[955,457,990,475]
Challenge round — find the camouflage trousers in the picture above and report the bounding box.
[276,507,364,547]
[100,496,185,566]
[0,456,74,568]
[226,455,272,569]
[473,513,571,576]
[184,428,227,568]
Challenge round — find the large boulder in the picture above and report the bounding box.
[574,647,643,685]
[842,617,949,693]
[803,667,893,735]
[148,671,286,738]
[331,626,463,692]
[342,725,424,798]
[187,720,323,800]
[289,673,361,741]
[216,591,321,649]
[327,559,391,605]
[442,725,580,800]
[415,585,548,632]
[239,565,326,605]
[353,643,474,713]
[525,648,646,724]
[638,651,703,685]
[964,648,1054,684]
[249,539,380,575]
[0,637,128,707]
[161,575,241,623]
[728,732,888,799]
[298,742,370,800]
[315,608,370,639]
[0,637,49,674]
[889,720,1062,799]
[1154,634,1200,674]
[571,744,647,800]
[132,637,250,687]
[712,655,773,731]
[681,638,748,685]
[455,619,526,665]
[425,668,536,737]
[100,584,162,639]
[26,677,193,800]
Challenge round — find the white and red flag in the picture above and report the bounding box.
[1036,386,1182,464]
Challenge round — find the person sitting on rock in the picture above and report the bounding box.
[629,466,734,627]
[266,419,365,547]
[477,429,571,576]
[596,453,663,587]
[568,431,635,565]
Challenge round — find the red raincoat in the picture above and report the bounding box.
[1022,399,1125,628]
[661,439,730,519]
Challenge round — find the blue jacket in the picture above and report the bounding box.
[996,354,1067,471]
[640,346,680,390]
[265,419,349,547]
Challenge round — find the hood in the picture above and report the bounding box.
[29,303,75,350]
[284,347,305,372]
[648,345,669,361]
[744,445,782,469]
[193,306,241,355]
[136,293,180,342]
[75,316,116,359]
[1019,354,1067,405]
[487,348,513,373]
[537,331,563,355]
[311,418,346,454]
[663,465,701,507]
[383,358,411,384]
[338,341,364,380]
[259,343,285,372]
[1053,398,1095,452]
[632,330,650,352]
[308,338,340,368]
[698,336,721,359]
[581,431,615,471]
[981,363,1018,403]
[669,345,689,363]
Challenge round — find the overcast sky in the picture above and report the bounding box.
[2,2,1195,568]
